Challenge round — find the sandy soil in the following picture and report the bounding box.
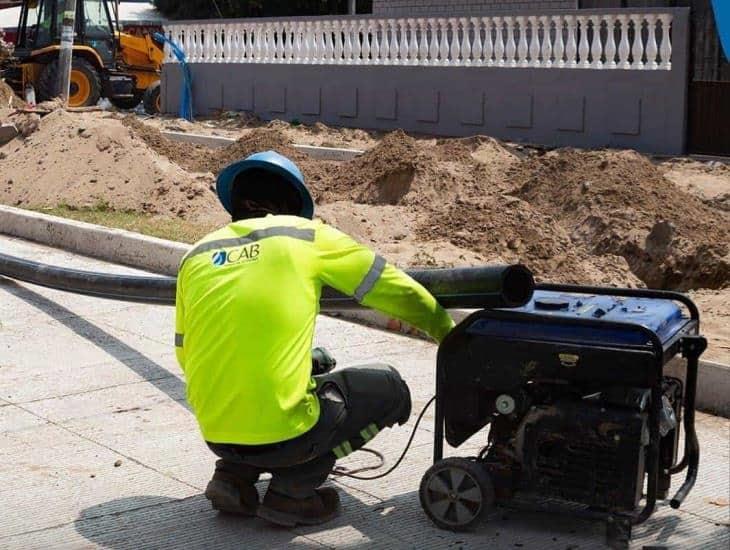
[0,110,218,221]
[689,289,730,364]
[145,113,381,150]
[1,79,25,110]
[1,100,728,363]
[661,159,730,212]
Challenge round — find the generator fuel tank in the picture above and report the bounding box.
[467,291,691,347]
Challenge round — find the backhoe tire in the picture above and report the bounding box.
[37,57,102,108]
[143,81,161,115]
[110,93,143,110]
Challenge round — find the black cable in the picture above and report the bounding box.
[331,396,436,480]
[332,447,385,477]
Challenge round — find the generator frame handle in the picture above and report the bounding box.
[670,335,706,509]
[433,285,702,527]
[534,284,700,321]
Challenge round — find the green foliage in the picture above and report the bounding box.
[153,0,373,19]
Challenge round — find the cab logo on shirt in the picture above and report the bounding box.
[211,244,260,267]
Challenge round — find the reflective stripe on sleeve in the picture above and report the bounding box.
[175,333,184,347]
[353,255,387,302]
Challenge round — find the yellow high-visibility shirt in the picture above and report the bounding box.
[175,214,454,445]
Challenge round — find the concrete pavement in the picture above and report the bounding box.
[0,235,728,549]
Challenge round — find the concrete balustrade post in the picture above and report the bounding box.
[505,16,517,67]
[540,16,552,67]
[631,16,645,69]
[471,17,483,66]
[577,15,590,68]
[646,14,659,70]
[604,16,617,68]
[517,17,529,67]
[590,16,603,69]
[494,16,505,67]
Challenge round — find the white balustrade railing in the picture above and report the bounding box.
[163,12,674,70]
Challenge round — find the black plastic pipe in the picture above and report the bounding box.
[0,252,534,311]
[0,252,176,305]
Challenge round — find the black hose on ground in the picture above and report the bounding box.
[0,252,535,311]
[0,252,176,305]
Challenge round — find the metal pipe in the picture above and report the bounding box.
[58,0,77,105]
[0,252,534,311]
[670,336,706,509]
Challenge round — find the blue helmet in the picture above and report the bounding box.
[216,151,314,219]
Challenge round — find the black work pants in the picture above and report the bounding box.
[207,364,412,498]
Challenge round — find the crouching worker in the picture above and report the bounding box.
[174,151,454,527]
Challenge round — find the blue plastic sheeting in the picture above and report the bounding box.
[154,32,193,121]
[712,0,730,60]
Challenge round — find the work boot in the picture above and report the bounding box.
[204,470,259,516]
[257,487,341,527]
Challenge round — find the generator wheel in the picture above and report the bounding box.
[38,57,101,107]
[419,457,495,531]
[143,81,161,114]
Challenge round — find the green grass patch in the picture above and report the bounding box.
[32,203,214,244]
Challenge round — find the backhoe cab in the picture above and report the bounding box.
[5,0,162,112]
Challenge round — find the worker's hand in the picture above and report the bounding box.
[312,347,337,375]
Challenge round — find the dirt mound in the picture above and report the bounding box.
[418,194,642,286]
[315,130,513,208]
[511,149,730,290]
[121,115,209,172]
[203,128,308,174]
[123,116,308,175]
[313,131,640,286]
[433,135,518,165]
[0,110,224,222]
[342,130,423,204]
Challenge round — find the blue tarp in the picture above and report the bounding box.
[712,0,730,61]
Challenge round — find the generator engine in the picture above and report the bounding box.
[420,286,706,549]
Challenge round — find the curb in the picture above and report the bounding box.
[665,358,730,418]
[0,205,188,276]
[160,131,365,161]
[1,205,728,417]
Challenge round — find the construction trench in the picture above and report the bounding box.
[0,79,729,547]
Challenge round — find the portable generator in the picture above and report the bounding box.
[419,284,706,549]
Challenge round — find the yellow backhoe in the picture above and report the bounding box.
[2,0,163,112]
